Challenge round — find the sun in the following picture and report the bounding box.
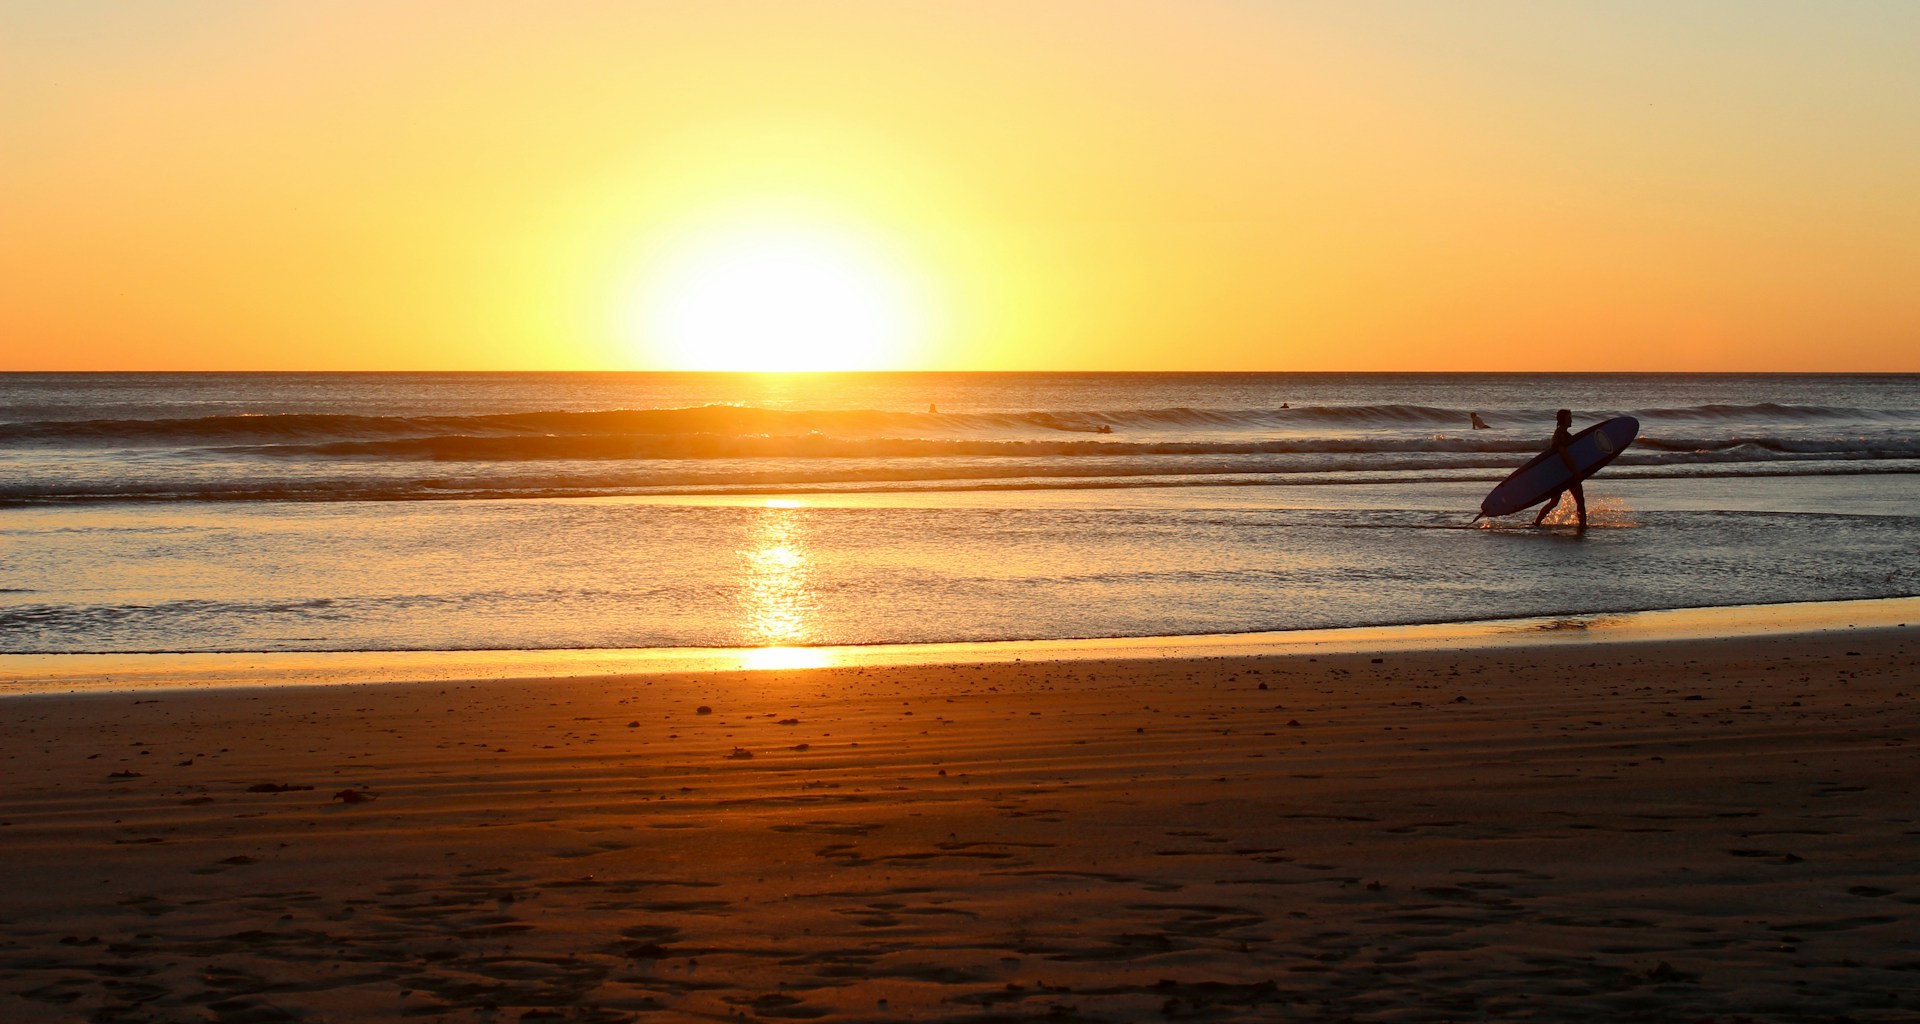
[631,220,928,371]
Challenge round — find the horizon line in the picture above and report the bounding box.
[6,368,1919,376]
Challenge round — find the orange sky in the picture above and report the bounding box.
[3,1,1917,371]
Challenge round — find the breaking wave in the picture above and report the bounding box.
[4,396,1915,504]
[6,400,1913,444]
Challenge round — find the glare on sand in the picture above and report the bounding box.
[740,646,834,671]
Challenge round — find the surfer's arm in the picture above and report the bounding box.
[1553,442,1576,472]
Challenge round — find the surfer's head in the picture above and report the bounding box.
[1556,408,1572,427]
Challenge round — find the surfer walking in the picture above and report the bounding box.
[1532,408,1587,529]
[1477,409,1633,525]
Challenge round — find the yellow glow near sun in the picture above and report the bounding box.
[632,220,928,371]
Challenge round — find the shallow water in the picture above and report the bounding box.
[3,477,1916,654]
[2,373,1916,655]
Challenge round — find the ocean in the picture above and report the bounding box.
[2,372,1917,656]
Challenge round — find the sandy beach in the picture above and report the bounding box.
[2,624,1916,1022]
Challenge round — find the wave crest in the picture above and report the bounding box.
[6,399,1912,448]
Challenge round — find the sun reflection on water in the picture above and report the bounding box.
[738,501,818,648]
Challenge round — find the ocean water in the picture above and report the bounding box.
[2,372,1917,655]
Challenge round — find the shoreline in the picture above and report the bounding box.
[3,594,1916,695]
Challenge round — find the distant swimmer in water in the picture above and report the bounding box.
[929,403,937,413]
[1096,424,1112,434]
[1280,402,1290,409]
[1470,412,1489,430]
[1532,408,1587,529]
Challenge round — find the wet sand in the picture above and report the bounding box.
[2,628,1917,1022]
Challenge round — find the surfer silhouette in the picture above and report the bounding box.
[1532,408,1587,528]
[1469,412,1489,429]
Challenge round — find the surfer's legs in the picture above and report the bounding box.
[1571,480,1587,528]
[1532,491,1562,527]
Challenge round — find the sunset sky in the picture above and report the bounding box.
[4,1,1917,371]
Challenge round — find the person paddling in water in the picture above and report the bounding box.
[1532,408,1587,529]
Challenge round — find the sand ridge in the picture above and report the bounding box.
[2,630,1917,1021]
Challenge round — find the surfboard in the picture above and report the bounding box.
[1479,416,1639,519]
